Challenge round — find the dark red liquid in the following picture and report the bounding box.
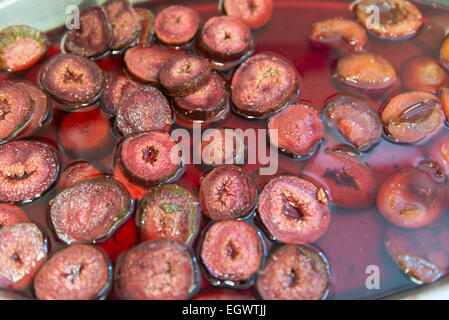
[2,0,449,300]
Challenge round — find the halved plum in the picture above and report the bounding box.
[154,6,200,46]
[441,35,449,71]
[50,176,134,245]
[0,81,34,143]
[102,71,137,114]
[258,176,330,244]
[231,52,299,118]
[309,18,367,52]
[124,45,182,83]
[114,240,199,300]
[137,184,200,246]
[0,223,47,290]
[135,9,155,46]
[256,244,330,300]
[34,245,112,300]
[174,72,228,121]
[0,25,47,72]
[199,165,257,221]
[336,52,398,93]
[64,6,112,58]
[385,226,449,284]
[119,131,183,188]
[197,15,253,69]
[352,0,423,40]
[200,220,264,286]
[268,104,324,158]
[115,85,172,136]
[302,147,378,209]
[103,0,141,51]
[39,54,105,108]
[377,167,445,228]
[402,57,448,94]
[322,95,382,151]
[0,140,59,203]
[158,54,212,97]
[222,0,273,29]
[381,91,444,144]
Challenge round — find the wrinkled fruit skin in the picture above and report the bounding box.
[336,53,398,93]
[377,167,445,229]
[268,104,324,158]
[353,0,423,40]
[302,147,378,209]
[114,240,198,300]
[231,52,299,118]
[309,18,367,52]
[0,140,59,203]
[322,96,382,151]
[256,244,330,300]
[200,165,257,220]
[137,184,201,246]
[258,176,331,244]
[385,226,449,284]
[0,223,47,290]
[200,220,264,284]
[34,245,112,300]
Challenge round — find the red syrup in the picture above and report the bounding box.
[2,0,449,300]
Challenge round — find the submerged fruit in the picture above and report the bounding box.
[258,176,330,244]
[302,147,378,208]
[322,95,382,151]
[200,220,264,285]
[381,91,444,144]
[64,6,112,58]
[352,0,423,40]
[57,161,102,190]
[0,25,47,72]
[0,223,47,290]
[135,8,155,46]
[199,165,257,220]
[119,131,182,187]
[268,104,324,158]
[102,71,137,114]
[0,81,34,143]
[137,184,200,245]
[34,245,112,300]
[158,54,212,97]
[402,57,449,94]
[197,15,253,67]
[124,45,182,83]
[336,53,398,93]
[115,85,172,136]
[39,54,105,108]
[256,244,330,300]
[115,240,198,300]
[309,18,367,52]
[0,140,59,203]
[222,0,273,29]
[441,35,449,71]
[377,167,445,228]
[174,72,228,121]
[231,52,299,118]
[385,226,449,284]
[103,0,141,51]
[0,204,28,228]
[154,5,200,46]
[16,82,49,137]
[50,177,134,244]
